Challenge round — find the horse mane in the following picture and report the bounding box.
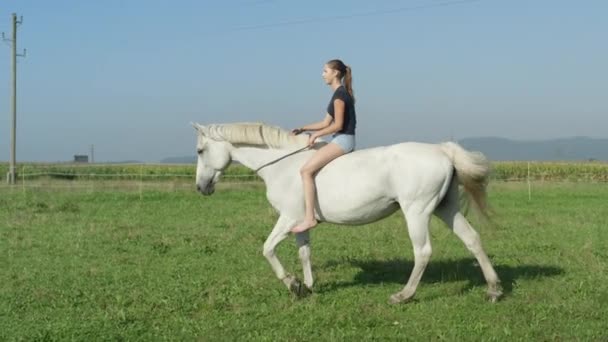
[205,122,309,149]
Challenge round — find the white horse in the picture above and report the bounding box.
[193,122,502,303]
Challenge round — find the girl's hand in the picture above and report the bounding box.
[291,128,303,135]
[308,134,318,146]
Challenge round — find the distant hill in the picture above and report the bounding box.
[159,137,608,163]
[160,156,196,164]
[107,160,144,164]
[458,137,608,161]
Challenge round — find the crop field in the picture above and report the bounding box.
[1,175,607,340]
[2,160,608,183]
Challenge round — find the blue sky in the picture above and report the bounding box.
[0,0,606,162]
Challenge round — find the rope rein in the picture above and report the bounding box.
[254,145,311,173]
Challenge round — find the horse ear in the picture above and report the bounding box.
[191,122,207,135]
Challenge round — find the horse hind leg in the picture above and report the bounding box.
[434,182,502,302]
[389,207,433,304]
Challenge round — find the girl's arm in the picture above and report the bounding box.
[311,99,345,139]
[293,114,333,133]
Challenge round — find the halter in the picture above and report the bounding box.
[254,145,311,173]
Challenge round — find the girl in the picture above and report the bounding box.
[291,59,357,233]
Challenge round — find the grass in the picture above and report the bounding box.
[1,182,607,340]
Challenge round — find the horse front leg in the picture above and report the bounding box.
[263,215,309,297]
[296,231,313,294]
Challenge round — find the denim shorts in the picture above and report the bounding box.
[329,133,355,153]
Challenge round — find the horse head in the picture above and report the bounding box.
[192,123,232,195]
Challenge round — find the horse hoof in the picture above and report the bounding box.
[388,294,401,305]
[388,293,414,305]
[298,284,313,298]
[288,278,312,298]
[487,288,503,303]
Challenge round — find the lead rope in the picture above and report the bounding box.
[254,145,311,173]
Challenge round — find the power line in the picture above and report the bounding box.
[222,0,484,33]
[239,0,275,6]
[205,0,275,12]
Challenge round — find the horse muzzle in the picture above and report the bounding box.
[197,183,215,196]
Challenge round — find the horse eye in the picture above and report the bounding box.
[197,149,203,155]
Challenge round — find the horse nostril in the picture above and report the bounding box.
[196,185,201,192]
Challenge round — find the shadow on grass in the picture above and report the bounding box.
[316,257,563,298]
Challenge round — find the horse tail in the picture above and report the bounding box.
[439,142,491,216]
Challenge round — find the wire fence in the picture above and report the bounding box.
[1,161,608,193]
[0,163,261,192]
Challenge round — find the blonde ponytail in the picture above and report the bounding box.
[344,65,355,104]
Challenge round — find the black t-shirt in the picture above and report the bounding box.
[327,85,356,135]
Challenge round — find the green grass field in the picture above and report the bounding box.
[1,182,607,340]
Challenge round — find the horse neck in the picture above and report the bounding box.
[230,145,296,178]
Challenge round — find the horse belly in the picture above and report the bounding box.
[318,197,400,225]
[315,170,400,225]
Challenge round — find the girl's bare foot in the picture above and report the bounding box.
[291,219,318,233]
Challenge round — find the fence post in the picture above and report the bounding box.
[527,162,531,201]
[139,165,143,200]
[21,164,25,195]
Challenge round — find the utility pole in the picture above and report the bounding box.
[3,13,26,184]
[90,144,95,163]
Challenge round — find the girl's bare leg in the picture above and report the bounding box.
[292,143,345,233]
